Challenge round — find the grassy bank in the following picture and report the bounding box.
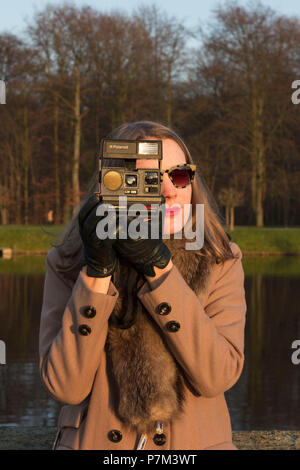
[228,226,300,255]
[0,225,300,255]
[1,253,300,276]
[0,225,65,252]
[241,256,300,277]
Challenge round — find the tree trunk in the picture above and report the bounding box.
[22,106,30,225]
[230,206,234,231]
[15,164,22,224]
[166,61,172,127]
[95,90,100,146]
[7,148,13,224]
[54,92,61,223]
[63,111,73,224]
[72,63,81,216]
[10,139,22,224]
[225,205,230,228]
[0,208,8,225]
[63,170,71,224]
[251,90,265,227]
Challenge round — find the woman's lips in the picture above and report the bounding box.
[165,206,181,217]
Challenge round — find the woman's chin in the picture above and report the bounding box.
[163,205,192,237]
[163,214,184,236]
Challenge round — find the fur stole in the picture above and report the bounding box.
[105,237,214,434]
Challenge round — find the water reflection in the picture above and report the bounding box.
[0,255,299,429]
[0,265,61,426]
[226,274,300,430]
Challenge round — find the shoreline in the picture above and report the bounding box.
[0,427,299,450]
[5,249,300,257]
[1,226,300,257]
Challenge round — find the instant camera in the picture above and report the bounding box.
[98,139,165,216]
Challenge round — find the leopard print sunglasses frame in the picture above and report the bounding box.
[160,164,196,188]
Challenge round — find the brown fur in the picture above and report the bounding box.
[105,236,215,434]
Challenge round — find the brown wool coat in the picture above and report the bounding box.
[39,241,247,450]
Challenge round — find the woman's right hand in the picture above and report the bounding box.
[78,194,117,278]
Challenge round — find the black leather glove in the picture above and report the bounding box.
[78,194,118,278]
[114,211,171,277]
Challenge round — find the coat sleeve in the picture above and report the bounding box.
[39,247,119,405]
[137,242,247,398]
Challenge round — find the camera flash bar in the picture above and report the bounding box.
[138,142,159,155]
[102,139,162,159]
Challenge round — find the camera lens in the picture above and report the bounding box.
[145,171,158,185]
[125,174,137,187]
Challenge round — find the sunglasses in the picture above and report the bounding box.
[160,164,196,188]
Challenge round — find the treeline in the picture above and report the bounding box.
[0,1,300,227]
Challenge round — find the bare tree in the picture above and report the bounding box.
[135,5,189,126]
[0,33,37,224]
[218,187,244,230]
[28,5,95,216]
[195,2,300,226]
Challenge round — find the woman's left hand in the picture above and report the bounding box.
[114,213,171,277]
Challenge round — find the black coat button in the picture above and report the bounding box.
[153,433,166,446]
[78,324,91,336]
[108,429,122,443]
[166,321,180,332]
[156,302,172,315]
[84,305,96,318]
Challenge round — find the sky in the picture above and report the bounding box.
[1,0,300,37]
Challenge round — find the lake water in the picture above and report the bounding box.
[0,255,299,430]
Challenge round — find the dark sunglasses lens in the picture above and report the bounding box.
[171,169,191,187]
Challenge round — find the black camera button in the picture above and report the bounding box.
[146,187,158,193]
[125,174,137,187]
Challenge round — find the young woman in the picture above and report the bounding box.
[39,121,246,450]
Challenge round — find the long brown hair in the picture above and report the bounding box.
[51,121,236,274]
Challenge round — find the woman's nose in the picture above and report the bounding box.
[161,173,177,199]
